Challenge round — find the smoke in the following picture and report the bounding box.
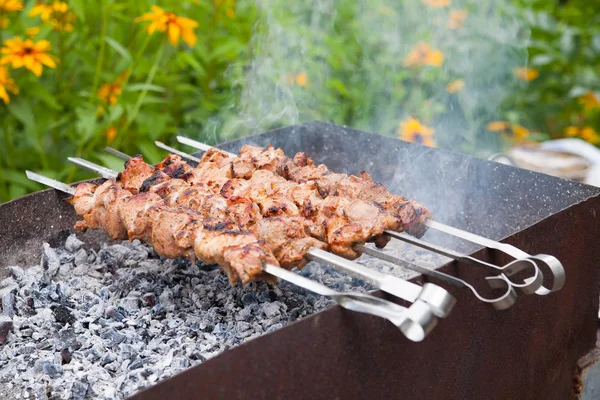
[199,0,530,158]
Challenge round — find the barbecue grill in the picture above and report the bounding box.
[2,121,599,399]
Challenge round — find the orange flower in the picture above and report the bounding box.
[579,91,600,111]
[398,117,436,147]
[0,0,23,12]
[514,67,539,82]
[135,5,199,47]
[512,124,530,141]
[446,79,464,93]
[0,66,19,104]
[486,121,511,132]
[581,127,600,144]
[0,37,57,77]
[26,26,41,37]
[97,70,129,106]
[29,1,75,31]
[404,42,444,67]
[103,126,118,142]
[421,0,450,8]
[566,126,600,144]
[448,10,467,30]
[295,72,308,87]
[565,126,579,137]
[29,2,52,20]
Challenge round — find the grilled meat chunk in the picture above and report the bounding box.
[67,180,280,284]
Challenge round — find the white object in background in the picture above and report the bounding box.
[539,138,600,187]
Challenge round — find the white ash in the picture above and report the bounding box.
[1,234,430,400]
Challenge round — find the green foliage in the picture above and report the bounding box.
[0,0,599,203]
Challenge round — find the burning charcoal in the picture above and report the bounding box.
[158,289,175,311]
[41,243,61,277]
[7,266,25,282]
[60,348,72,364]
[73,249,89,267]
[100,352,117,367]
[128,358,146,370]
[261,302,282,319]
[41,361,63,379]
[119,296,140,315]
[64,234,84,253]
[70,379,90,400]
[52,305,76,325]
[241,292,257,306]
[55,328,81,351]
[2,292,15,318]
[0,315,13,344]
[265,323,284,334]
[100,327,126,345]
[105,306,125,322]
[141,293,156,307]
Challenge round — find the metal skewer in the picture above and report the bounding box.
[73,156,457,319]
[175,136,565,297]
[25,170,437,342]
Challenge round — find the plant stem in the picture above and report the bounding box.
[122,40,166,134]
[90,0,108,102]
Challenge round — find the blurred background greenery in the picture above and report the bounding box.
[0,0,599,202]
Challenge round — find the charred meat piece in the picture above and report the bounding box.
[67,180,280,284]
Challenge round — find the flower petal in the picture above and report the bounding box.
[0,86,9,104]
[168,23,181,46]
[36,53,57,68]
[181,28,197,47]
[33,39,51,52]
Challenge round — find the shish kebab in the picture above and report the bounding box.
[25,170,439,342]
[69,155,455,317]
[99,146,521,310]
[175,138,563,296]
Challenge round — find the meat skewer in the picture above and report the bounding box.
[25,170,439,342]
[169,140,550,298]
[69,156,456,318]
[178,137,566,296]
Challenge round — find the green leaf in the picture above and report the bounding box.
[125,83,166,92]
[70,0,86,22]
[75,107,98,141]
[7,97,35,131]
[104,36,132,63]
[109,104,124,122]
[137,140,164,164]
[28,81,62,111]
[95,153,126,172]
[179,52,206,76]
[4,170,44,191]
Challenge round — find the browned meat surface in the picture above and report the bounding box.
[84,180,129,240]
[118,156,154,194]
[66,179,281,284]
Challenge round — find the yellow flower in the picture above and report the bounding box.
[512,124,530,141]
[448,10,467,30]
[97,70,128,105]
[579,91,600,111]
[295,72,308,87]
[514,67,539,82]
[486,121,511,132]
[26,26,41,37]
[398,117,436,147]
[421,0,451,8]
[0,0,23,12]
[103,126,118,142]
[29,2,52,20]
[565,126,580,137]
[0,66,19,104]
[581,127,600,144]
[135,6,199,47]
[404,42,444,67]
[446,79,464,93]
[0,37,57,77]
[30,1,75,31]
